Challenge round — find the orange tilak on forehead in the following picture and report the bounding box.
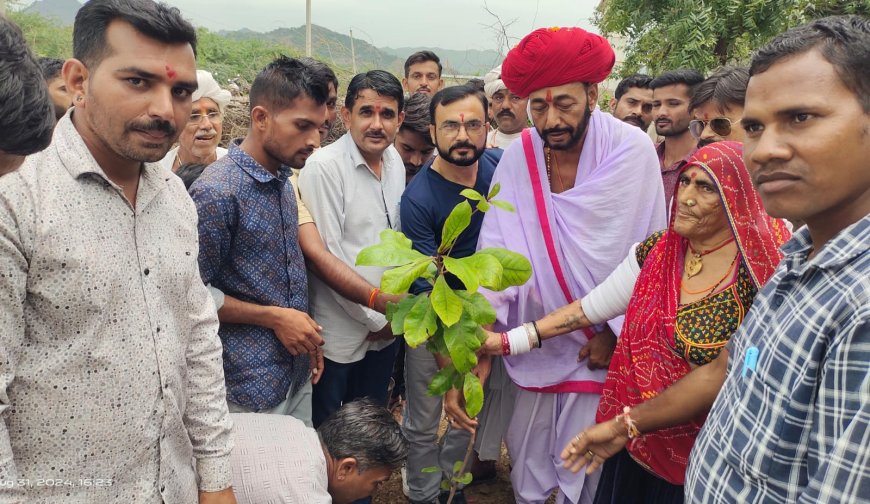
[374,104,382,114]
[689,171,698,179]
[459,113,465,122]
[165,64,176,79]
[545,89,553,103]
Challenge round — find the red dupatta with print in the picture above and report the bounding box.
[595,141,791,484]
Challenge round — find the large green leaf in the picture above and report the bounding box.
[463,372,484,418]
[386,295,418,335]
[356,229,427,267]
[455,290,497,326]
[403,295,438,347]
[442,256,480,292]
[438,200,472,253]
[431,275,463,327]
[443,314,479,374]
[457,254,503,290]
[425,327,449,357]
[459,188,483,201]
[476,248,533,290]
[427,365,458,396]
[380,257,435,294]
[490,199,515,212]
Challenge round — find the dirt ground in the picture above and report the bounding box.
[371,404,559,504]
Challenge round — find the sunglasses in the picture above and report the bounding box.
[689,117,736,139]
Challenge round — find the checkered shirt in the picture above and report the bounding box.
[686,213,870,503]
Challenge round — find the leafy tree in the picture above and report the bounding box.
[9,11,73,58]
[597,0,870,76]
[356,184,532,502]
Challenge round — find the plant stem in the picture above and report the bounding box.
[446,428,478,504]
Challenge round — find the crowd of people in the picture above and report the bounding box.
[0,1,867,503]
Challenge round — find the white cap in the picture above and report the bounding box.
[192,70,232,112]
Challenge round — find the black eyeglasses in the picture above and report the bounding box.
[689,117,735,139]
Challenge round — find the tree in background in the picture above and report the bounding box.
[597,0,870,76]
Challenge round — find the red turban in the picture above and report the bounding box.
[501,27,615,97]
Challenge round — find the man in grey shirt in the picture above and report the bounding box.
[0,1,234,502]
[299,70,406,427]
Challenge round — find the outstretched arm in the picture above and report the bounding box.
[561,347,730,474]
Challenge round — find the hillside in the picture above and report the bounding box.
[219,24,403,74]
[381,46,502,76]
[23,0,81,24]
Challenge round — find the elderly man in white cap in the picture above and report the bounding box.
[483,64,529,149]
[160,69,232,172]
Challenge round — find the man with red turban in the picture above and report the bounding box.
[446,27,667,503]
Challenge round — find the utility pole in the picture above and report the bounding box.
[305,0,312,57]
[349,29,357,74]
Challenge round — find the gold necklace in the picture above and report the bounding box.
[544,147,566,192]
[685,236,735,278]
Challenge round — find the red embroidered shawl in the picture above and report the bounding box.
[595,141,791,484]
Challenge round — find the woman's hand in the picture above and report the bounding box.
[444,388,478,433]
[478,329,504,356]
[560,419,628,475]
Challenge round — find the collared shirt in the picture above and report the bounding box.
[190,140,309,410]
[229,413,330,504]
[298,133,404,363]
[656,140,695,209]
[687,214,870,503]
[0,115,233,503]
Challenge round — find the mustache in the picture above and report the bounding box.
[449,141,477,152]
[623,115,643,124]
[365,131,386,139]
[542,126,574,137]
[130,118,176,137]
[497,110,515,119]
[697,138,716,148]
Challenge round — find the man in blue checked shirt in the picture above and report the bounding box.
[561,16,869,503]
[190,56,330,426]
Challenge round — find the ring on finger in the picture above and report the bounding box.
[585,450,595,460]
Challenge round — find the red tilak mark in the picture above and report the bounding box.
[545,89,553,103]
[459,113,465,122]
[689,172,698,180]
[703,112,709,121]
[165,65,176,79]
[374,105,382,114]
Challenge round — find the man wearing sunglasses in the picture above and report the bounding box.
[483,64,530,149]
[688,66,750,148]
[160,70,231,172]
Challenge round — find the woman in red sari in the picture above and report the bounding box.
[479,141,791,502]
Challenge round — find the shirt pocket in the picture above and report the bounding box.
[719,373,792,482]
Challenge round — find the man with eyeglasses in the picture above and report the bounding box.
[483,64,529,149]
[159,69,231,172]
[399,84,508,504]
[609,74,654,131]
[687,66,749,148]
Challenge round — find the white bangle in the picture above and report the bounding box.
[506,326,532,355]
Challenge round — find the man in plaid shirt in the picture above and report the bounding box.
[561,15,869,502]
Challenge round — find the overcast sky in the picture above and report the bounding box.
[161,0,600,52]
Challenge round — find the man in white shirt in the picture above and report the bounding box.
[0,1,235,502]
[230,399,408,504]
[299,70,406,427]
[483,64,529,149]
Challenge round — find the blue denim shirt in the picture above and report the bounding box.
[190,140,309,409]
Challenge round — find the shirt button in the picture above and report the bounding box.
[144,268,150,276]
[156,327,161,333]
[160,484,165,492]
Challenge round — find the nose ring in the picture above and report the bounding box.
[686,199,697,207]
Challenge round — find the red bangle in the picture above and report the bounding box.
[367,288,380,309]
[501,332,511,356]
